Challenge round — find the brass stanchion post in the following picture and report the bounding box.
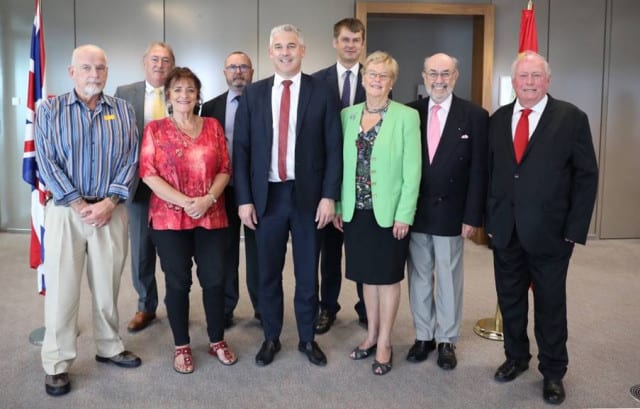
[473,304,503,341]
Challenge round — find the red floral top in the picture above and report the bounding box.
[140,117,231,230]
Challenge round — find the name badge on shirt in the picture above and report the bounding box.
[104,114,115,120]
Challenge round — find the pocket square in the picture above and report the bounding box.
[461,134,469,139]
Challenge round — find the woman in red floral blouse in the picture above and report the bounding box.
[139,67,236,373]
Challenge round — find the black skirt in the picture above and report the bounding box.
[344,210,409,285]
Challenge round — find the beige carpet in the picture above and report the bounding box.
[1,232,639,409]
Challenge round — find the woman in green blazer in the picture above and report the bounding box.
[334,51,421,375]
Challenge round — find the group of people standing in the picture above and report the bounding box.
[34,17,598,406]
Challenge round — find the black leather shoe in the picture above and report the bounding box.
[494,359,529,382]
[314,310,336,334]
[437,342,457,369]
[543,379,565,405]
[95,350,142,368]
[255,340,281,366]
[298,341,327,366]
[45,373,70,396]
[224,313,234,329]
[406,339,436,363]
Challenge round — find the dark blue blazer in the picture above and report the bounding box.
[233,73,342,217]
[201,91,228,125]
[486,95,598,255]
[408,94,488,236]
[312,63,366,106]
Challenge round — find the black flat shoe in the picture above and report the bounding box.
[406,339,436,363]
[255,340,281,367]
[95,350,142,368]
[494,359,529,382]
[350,344,377,360]
[372,349,393,376]
[298,341,327,366]
[436,342,457,370]
[314,310,336,335]
[543,379,565,405]
[45,373,70,396]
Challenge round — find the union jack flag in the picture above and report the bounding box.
[22,0,47,294]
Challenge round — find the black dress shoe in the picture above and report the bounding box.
[406,339,436,363]
[314,310,336,335]
[494,359,529,382]
[543,379,565,405]
[437,342,457,369]
[298,341,327,366]
[95,350,142,368]
[224,313,234,329]
[255,340,281,366]
[45,373,70,396]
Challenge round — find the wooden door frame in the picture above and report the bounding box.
[355,2,495,110]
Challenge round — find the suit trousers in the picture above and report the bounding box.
[492,229,572,380]
[223,186,259,316]
[151,227,227,346]
[255,182,320,343]
[126,199,158,313]
[408,233,464,343]
[41,204,128,375]
[319,224,366,318]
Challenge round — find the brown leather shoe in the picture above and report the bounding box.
[127,311,156,332]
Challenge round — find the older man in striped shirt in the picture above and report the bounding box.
[35,44,141,397]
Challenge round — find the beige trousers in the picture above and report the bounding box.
[41,203,128,375]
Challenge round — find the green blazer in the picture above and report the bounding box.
[338,100,422,227]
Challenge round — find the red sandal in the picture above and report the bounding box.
[209,340,238,366]
[174,346,194,374]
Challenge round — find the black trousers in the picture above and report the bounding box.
[223,186,259,316]
[152,227,227,346]
[493,229,573,380]
[255,182,320,343]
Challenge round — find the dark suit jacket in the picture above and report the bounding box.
[201,91,228,125]
[233,74,342,217]
[486,95,598,256]
[408,95,488,236]
[311,63,366,106]
[114,80,149,202]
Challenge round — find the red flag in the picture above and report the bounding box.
[519,0,538,54]
[22,0,47,294]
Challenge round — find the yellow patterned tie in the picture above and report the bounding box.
[151,88,165,119]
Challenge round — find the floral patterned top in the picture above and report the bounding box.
[139,117,231,230]
[355,111,386,210]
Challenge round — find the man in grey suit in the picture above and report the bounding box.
[406,53,488,370]
[201,51,260,328]
[115,41,175,332]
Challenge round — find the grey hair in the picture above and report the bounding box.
[511,51,551,78]
[269,24,304,46]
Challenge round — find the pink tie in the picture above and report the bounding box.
[514,108,532,164]
[427,104,441,164]
[278,80,292,181]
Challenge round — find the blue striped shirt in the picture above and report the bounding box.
[35,91,139,206]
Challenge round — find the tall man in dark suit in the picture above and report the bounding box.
[487,51,598,405]
[406,53,488,370]
[201,51,259,328]
[234,24,342,367]
[115,42,175,332]
[311,18,367,334]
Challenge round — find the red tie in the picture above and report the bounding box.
[278,80,292,181]
[514,108,532,164]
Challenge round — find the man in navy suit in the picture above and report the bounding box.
[233,24,342,367]
[201,51,260,328]
[115,42,175,332]
[311,18,367,334]
[487,52,598,404]
[406,53,488,370]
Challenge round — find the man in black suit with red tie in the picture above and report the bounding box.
[233,24,342,367]
[311,18,367,334]
[486,51,598,405]
[201,51,260,328]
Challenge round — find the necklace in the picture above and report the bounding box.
[364,100,389,114]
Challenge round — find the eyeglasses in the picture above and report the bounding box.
[365,71,391,81]
[425,70,452,80]
[225,64,252,73]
